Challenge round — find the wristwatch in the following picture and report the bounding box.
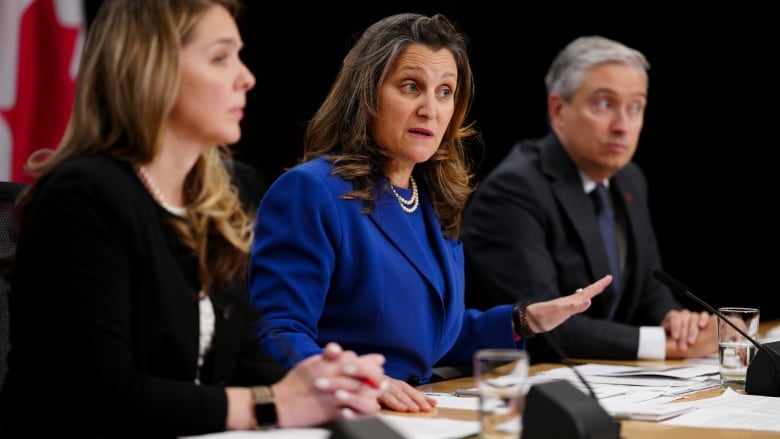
[250,385,277,429]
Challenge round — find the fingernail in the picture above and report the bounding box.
[325,343,343,354]
[380,380,389,391]
[341,407,356,419]
[314,377,330,390]
[335,389,350,401]
[343,364,357,375]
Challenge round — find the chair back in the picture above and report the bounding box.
[0,181,26,391]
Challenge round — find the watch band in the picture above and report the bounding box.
[250,386,277,429]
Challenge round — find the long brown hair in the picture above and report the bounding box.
[302,13,479,238]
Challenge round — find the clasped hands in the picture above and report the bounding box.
[663,309,717,358]
[270,342,388,428]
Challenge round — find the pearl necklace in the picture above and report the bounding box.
[136,165,170,206]
[389,176,419,213]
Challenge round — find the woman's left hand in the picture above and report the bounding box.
[376,376,437,412]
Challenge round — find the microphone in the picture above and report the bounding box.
[521,306,621,439]
[652,270,780,396]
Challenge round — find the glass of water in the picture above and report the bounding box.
[474,349,529,439]
[717,307,760,385]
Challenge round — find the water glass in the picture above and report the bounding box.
[474,349,529,439]
[717,307,760,385]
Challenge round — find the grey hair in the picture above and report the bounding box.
[544,35,649,101]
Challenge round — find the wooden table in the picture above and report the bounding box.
[383,319,780,438]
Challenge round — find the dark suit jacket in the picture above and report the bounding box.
[0,154,286,437]
[461,133,682,362]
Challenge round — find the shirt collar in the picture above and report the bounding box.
[578,170,609,194]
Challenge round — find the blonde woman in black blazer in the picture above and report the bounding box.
[0,1,385,436]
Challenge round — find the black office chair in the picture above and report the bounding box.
[0,181,26,391]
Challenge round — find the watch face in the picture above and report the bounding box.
[254,401,277,428]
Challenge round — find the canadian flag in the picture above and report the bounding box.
[0,0,84,183]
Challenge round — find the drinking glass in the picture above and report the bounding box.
[717,307,760,385]
[474,349,529,439]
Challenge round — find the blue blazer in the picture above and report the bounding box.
[249,157,516,384]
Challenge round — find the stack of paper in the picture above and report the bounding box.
[515,363,722,422]
[661,388,780,432]
[528,363,721,397]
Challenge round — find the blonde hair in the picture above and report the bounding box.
[19,0,249,295]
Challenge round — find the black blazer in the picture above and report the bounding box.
[0,155,286,437]
[461,133,681,362]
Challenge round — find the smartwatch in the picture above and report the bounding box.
[250,385,278,429]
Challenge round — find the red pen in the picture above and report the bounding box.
[360,376,382,389]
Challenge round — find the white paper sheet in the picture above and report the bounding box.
[179,428,329,439]
[424,392,480,410]
[658,387,780,432]
[378,414,480,439]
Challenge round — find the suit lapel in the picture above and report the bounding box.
[419,183,458,302]
[541,135,616,316]
[369,186,439,291]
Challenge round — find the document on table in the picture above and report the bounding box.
[660,388,780,433]
[596,391,693,421]
[417,363,768,427]
[379,414,480,439]
[179,428,329,438]
[180,415,479,439]
[506,363,729,422]
[588,364,719,379]
[425,392,480,410]
[761,323,780,342]
[528,363,721,396]
[536,362,719,379]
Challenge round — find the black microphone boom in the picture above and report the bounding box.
[652,270,780,397]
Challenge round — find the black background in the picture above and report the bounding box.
[85,2,779,319]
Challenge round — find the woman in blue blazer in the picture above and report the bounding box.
[248,13,609,413]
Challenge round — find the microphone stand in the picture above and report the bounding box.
[653,270,780,397]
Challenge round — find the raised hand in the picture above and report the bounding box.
[525,275,611,333]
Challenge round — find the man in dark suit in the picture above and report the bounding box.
[461,36,717,362]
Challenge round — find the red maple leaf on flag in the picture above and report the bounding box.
[0,0,82,183]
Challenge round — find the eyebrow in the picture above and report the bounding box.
[395,65,457,82]
[591,88,647,99]
[206,37,243,50]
